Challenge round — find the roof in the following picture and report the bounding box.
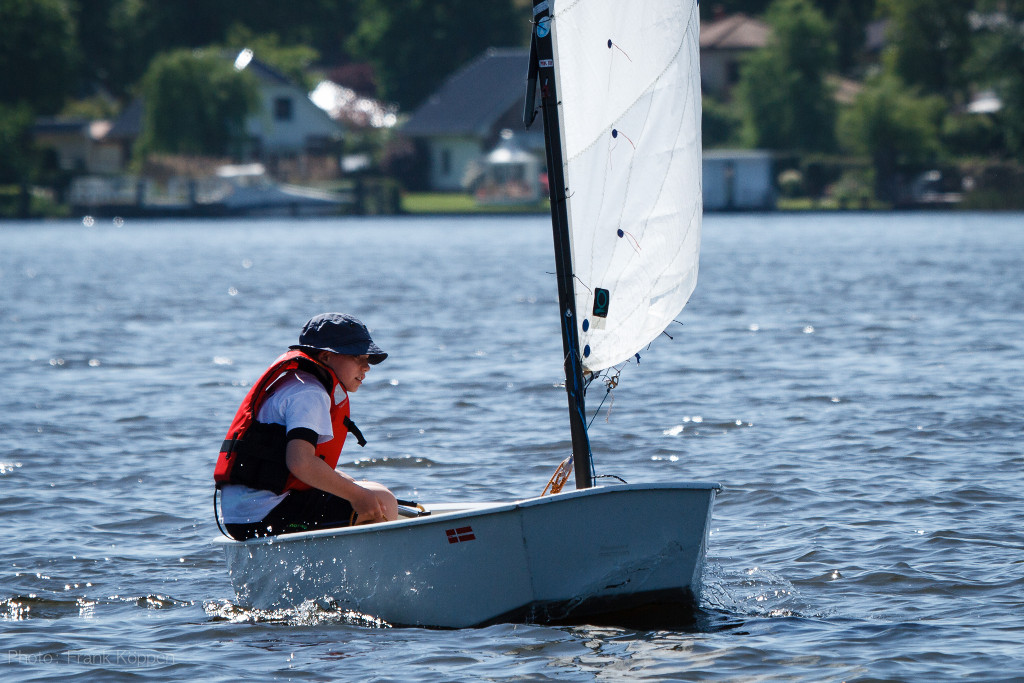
[703,149,774,160]
[105,98,144,140]
[32,117,91,135]
[402,47,530,138]
[700,13,770,51]
[235,52,293,87]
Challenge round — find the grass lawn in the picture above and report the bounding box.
[402,192,548,214]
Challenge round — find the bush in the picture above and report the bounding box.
[702,96,743,149]
[830,169,874,208]
[777,168,804,198]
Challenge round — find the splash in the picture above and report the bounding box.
[203,597,390,628]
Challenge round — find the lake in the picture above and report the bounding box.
[1,212,1022,680]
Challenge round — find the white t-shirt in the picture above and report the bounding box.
[220,370,337,524]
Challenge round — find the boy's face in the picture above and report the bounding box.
[321,352,371,393]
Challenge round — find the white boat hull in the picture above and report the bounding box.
[219,482,719,628]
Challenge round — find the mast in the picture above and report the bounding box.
[527,0,593,489]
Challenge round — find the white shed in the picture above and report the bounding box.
[703,150,775,210]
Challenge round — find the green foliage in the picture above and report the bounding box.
[72,1,361,99]
[224,25,321,92]
[830,169,874,207]
[136,49,260,158]
[346,0,527,109]
[736,0,837,152]
[777,169,804,198]
[837,72,945,200]
[959,162,1024,209]
[969,1,1024,160]
[702,96,744,148]
[942,113,1003,159]
[62,95,121,120]
[878,0,971,99]
[0,103,35,184]
[0,0,78,112]
[838,73,945,161]
[824,0,877,75]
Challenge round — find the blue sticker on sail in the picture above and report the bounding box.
[592,288,610,318]
[537,16,550,39]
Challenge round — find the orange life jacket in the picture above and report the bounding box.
[213,349,364,494]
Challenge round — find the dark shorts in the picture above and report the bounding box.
[225,488,355,541]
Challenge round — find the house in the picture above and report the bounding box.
[34,51,343,179]
[32,117,123,176]
[401,47,544,192]
[699,13,771,96]
[232,49,342,162]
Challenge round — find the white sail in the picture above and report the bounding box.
[550,0,702,372]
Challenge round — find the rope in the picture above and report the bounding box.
[587,366,622,428]
[541,455,574,496]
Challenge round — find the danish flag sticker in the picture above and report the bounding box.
[445,526,476,544]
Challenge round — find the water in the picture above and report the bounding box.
[1,213,1022,681]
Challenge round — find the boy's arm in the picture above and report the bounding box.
[284,439,390,523]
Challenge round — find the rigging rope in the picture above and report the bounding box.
[541,454,574,496]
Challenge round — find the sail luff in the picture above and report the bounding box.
[530,0,594,489]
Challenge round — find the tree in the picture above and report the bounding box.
[0,0,78,112]
[822,0,876,76]
[0,103,35,184]
[970,0,1024,160]
[346,0,526,109]
[702,96,743,149]
[224,26,321,92]
[736,0,837,152]
[135,49,260,158]
[879,0,972,101]
[837,72,945,202]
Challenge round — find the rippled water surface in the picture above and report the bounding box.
[1,213,1022,681]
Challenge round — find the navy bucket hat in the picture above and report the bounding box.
[290,313,387,364]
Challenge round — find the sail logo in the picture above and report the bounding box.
[445,526,476,544]
[593,288,611,317]
[536,16,551,38]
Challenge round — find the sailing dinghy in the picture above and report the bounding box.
[218,0,718,628]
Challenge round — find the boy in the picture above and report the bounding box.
[215,313,398,540]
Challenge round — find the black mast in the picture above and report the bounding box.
[526,0,594,489]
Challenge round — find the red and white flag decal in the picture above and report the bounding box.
[445,526,476,544]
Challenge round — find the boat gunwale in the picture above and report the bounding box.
[213,480,721,546]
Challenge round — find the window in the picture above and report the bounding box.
[274,97,293,121]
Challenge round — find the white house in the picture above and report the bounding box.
[233,50,341,159]
[699,13,770,96]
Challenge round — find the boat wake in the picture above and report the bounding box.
[203,597,391,628]
[700,561,811,620]
[1,593,192,620]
